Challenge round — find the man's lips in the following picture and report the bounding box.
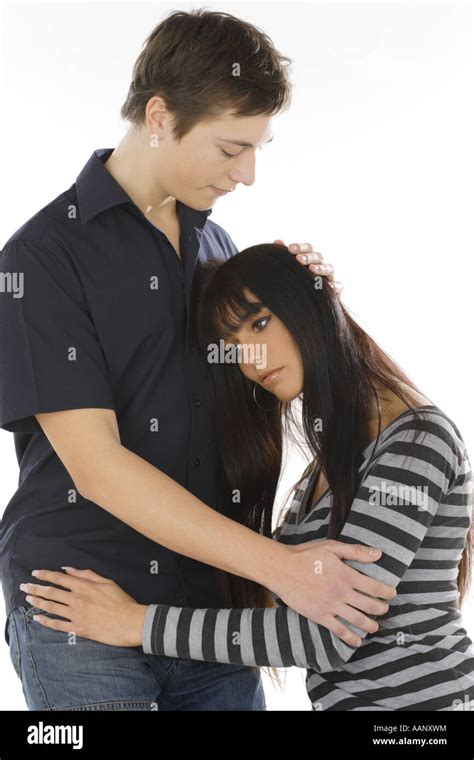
[259,367,284,387]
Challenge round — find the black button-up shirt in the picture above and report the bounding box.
[0,148,237,645]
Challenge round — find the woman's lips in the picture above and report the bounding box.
[261,367,284,387]
[210,186,229,196]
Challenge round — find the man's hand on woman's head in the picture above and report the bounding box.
[272,239,343,296]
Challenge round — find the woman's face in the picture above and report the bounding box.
[223,289,304,402]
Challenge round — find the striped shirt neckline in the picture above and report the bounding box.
[299,403,441,520]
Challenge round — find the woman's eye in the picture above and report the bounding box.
[252,316,270,332]
[220,148,240,159]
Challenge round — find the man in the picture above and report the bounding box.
[0,9,394,710]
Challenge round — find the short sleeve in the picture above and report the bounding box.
[227,233,239,257]
[0,239,115,433]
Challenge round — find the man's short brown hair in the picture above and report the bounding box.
[120,8,293,140]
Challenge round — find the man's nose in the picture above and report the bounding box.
[229,152,256,187]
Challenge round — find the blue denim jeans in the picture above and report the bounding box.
[7,605,266,711]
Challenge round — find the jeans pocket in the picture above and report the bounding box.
[7,612,22,680]
[24,605,44,623]
[23,605,63,626]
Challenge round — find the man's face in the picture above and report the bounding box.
[150,108,274,211]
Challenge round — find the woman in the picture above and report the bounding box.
[21,243,474,710]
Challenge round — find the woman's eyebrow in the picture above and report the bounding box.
[217,135,274,148]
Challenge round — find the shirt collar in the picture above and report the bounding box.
[76,148,213,227]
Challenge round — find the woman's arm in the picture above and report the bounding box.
[32,408,395,643]
[141,418,460,671]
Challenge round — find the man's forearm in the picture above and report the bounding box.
[78,441,284,588]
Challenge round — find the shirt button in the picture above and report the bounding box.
[194,458,200,466]
[194,399,201,407]
[190,344,196,351]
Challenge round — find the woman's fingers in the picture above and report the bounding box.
[61,567,114,583]
[29,568,111,588]
[26,595,73,620]
[20,582,72,607]
[27,569,82,591]
[31,614,74,633]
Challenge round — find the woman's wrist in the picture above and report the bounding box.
[141,603,163,654]
[129,603,149,648]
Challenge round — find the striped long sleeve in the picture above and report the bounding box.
[142,421,465,671]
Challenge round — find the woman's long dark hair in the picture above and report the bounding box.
[196,244,472,617]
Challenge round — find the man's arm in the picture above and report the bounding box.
[142,415,459,667]
[35,408,281,583]
[35,407,396,646]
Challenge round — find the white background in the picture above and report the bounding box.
[0,0,472,711]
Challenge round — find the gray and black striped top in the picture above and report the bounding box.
[142,405,474,710]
